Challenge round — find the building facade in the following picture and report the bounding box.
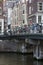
[11,0,28,32]
[3,0,8,33]
[28,0,43,25]
[0,0,5,35]
[5,0,16,33]
[11,1,22,32]
[21,0,28,26]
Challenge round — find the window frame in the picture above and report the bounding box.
[38,15,42,23]
[38,2,43,11]
[23,20,25,24]
[29,6,31,14]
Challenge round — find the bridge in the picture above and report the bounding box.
[0,33,43,40]
[0,33,43,59]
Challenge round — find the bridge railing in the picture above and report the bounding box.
[3,23,43,36]
[30,23,43,34]
[7,23,43,35]
[11,26,30,35]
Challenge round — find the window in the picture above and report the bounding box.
[0,26,1,33]
[29,0,31,3]
[0,22,2,25]
[29,6,31,14]
[23,10,24,14]
[38,2,43,11]
[0,7,2,15]
[38,16,41,23]
[8,25,10,29]
[23,20,25,24]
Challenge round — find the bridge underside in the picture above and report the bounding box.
[0,34,43,59]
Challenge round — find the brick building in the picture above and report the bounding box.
[11,0,28,32]
[28,0,43,25]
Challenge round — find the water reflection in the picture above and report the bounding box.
[33,60,43,65]
[0,53,43,65]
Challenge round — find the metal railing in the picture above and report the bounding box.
[4,23,43,36]
[30,23,43,34]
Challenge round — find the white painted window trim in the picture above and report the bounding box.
[29,6,31,14]
[37,2,43,11]
[36,14,42,23]
[0,19,4,35]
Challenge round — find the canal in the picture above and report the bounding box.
[0,53,43,65]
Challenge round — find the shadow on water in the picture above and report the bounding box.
[33,60,43,65]
[0,53,42,65]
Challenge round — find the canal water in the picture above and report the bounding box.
[0,53,43,65]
